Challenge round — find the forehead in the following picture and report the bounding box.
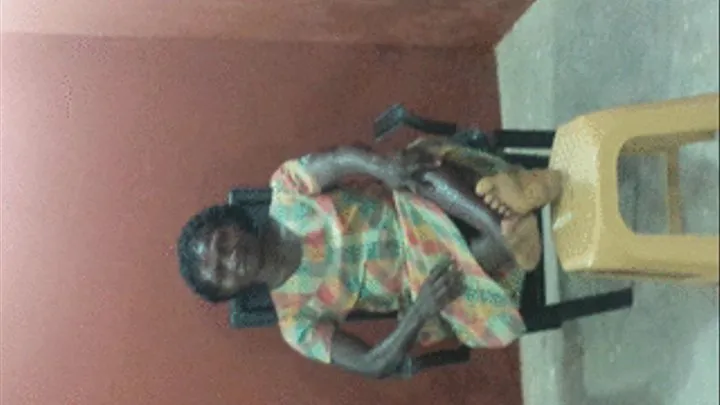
[193,226,247,284]
[193,225,243,258]
[197,224,238,244]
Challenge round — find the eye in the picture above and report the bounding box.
[216,228,241,255]
[193,241,208,256]
[224,237,238,254]
[222,250,238,273]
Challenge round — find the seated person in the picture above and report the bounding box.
[177,138,562,379]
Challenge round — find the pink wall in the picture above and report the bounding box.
[3,0,534,47]
[0,35,520,405]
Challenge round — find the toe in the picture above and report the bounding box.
[502,205,517,217]
[476,179,495,195]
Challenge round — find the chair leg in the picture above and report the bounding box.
[504,154,550,169]
[492,130,556,149]
[520,263,546,310]
[519,211,548,308]
[523,288,634,333]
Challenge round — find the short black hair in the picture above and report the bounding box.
[177,204,260,303]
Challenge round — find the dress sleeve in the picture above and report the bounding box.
[270,156,321,196]
[276,307,337,364]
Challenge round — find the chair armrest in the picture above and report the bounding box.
[228,299,278,328]
[411,346,472,375]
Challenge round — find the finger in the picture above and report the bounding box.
[433,283,449,299]
[405,179,430,195]
[449,274,465,298]
[410,157,440,170]
[429,256,453,279]
[433,265,456,285]
[436,265,459,287]
[404,149,438,167]
[445,279,464,298]
[406,162,429,177]
[436,292,457,309]
[435,263,461,287]
[399,150,420,166]
[432,267,454,288]
[443,266,460,282]
[428,262,446,282]
[436,275,463,303]
[438,283,461,304]
[434,290,452,309]
[441,268,463,290]
[434,272,454,293]
[408,171,435,189]
[449,272,464,287]
[421,156,442,170]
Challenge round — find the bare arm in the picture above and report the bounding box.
[298,146,503,241]
[297,146,405,191]
[330,304,426,379]
[329,260,463,379]
[308,146,508,248]
[411,169,515,270]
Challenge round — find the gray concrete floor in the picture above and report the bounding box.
[496,0,719,404]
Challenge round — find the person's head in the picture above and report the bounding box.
[177,204,263,303]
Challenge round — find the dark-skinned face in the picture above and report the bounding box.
[194,225,261,297]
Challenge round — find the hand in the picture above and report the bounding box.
[414,258,465,320]
[391,356,418,380]
[382,148,441,191]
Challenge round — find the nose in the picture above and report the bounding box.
[223,250,239,274]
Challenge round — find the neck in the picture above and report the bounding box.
[254,220,300,289]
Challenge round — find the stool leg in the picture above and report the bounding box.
[666,149,684,234]
[610,235,720,283]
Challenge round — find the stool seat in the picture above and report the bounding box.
[549,93,719,283]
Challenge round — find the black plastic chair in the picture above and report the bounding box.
[226,188,633,376]
[226,107,633,376]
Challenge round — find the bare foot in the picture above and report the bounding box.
[501,215,541,271]
[475,169,563,216]
[468,214,542,272]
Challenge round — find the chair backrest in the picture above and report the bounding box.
[227,187,395,328]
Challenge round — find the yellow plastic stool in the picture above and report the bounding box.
[549,93,719,283]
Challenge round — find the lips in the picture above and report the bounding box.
[235,244,250,277]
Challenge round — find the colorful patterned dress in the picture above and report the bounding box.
[268,154,526,364]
